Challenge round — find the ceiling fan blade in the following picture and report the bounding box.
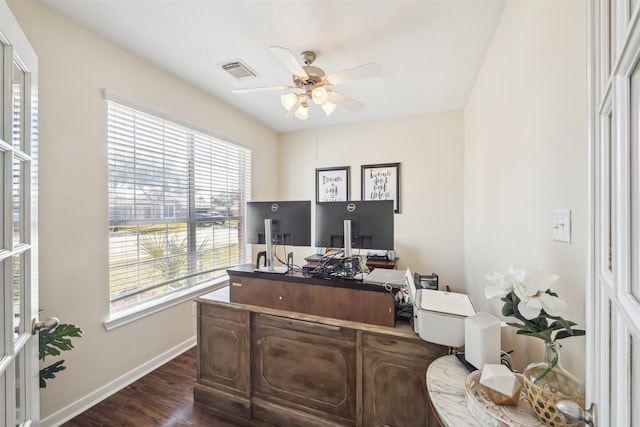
[325,63,381,86]
[269,46,309,79]
[232,85,292,94]
[327,90,364,112]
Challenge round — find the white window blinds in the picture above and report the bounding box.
[107,99,251,311]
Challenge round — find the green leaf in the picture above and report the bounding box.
[506,322,533,332]
[497,289,586,346]
[549,319,578,329]
[502,301,515,317]
[39,323,83,361]
[514,329,538,336]
[556,317,573,332]
[555,329,586,340]
[514,330,551,341]
[39,360,66,389]
[532,316,549,330]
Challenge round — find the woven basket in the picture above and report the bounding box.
[523,373,585,427]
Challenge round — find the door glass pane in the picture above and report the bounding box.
[0,259,5,354]
[608,112,613,272]
[11,61,23,152]
[12,254,22,339]
[15,353,24,426]
[632,62,640,301]
[607,300,613,426]
[12,157,23,247]
[610,0,617,71]
[0,371,6,425]
[632,334,639,426]
[0,150,4,248]
[602,111,613,272]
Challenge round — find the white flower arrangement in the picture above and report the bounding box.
[485,265,568,321]
[484,265,585,381]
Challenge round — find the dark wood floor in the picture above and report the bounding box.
[62,347,277,427]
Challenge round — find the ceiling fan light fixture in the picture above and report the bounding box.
[321,101,337,116]
[311,86,328,105]
[295,102,309,120]
[281,93,299,111]
[234,47,377,122]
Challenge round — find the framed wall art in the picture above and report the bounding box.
[361,162,400,213]
[316,166,350,202]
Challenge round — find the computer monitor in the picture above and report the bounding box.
[246,201,311,246]
[246,201,311,273]
[315,200,394,256]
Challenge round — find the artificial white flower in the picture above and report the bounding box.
[483,265,585,384]
[513,272,567,319]
[484,265,526,299]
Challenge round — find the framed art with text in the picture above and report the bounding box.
[361,162,400,213]
[316,166,350,202]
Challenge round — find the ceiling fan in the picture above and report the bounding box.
[232,46,381,120]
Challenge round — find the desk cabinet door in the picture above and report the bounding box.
[362,333,445,427]
[253,314,357,425]
[198,304,250,395]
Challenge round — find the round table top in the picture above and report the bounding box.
[426,355,478,427]
[427,355,544,427]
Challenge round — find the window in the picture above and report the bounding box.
[107,94,251,313]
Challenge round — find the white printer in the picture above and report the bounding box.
[404,269,476,347]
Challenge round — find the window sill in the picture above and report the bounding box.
[103,276,229,331]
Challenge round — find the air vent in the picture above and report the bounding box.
[221,60,258,80]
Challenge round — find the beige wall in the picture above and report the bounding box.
[8,0,278,421]
[464,0,587,379]
[278,111,466,290]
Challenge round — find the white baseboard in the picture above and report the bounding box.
[41,337,197,427]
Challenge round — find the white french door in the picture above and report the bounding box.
[0,1,39,426]
[589,0,640,425]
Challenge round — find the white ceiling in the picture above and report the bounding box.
[35,0,505,133]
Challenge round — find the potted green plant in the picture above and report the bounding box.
[39,322,83,388]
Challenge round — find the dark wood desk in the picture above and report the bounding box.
[304,253,398,270]
[195,280,447,427]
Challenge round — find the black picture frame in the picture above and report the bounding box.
[361,163,400,213]
[316,166,350,202]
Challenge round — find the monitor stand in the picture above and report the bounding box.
[254,219,289,274]
[254,265,289,274]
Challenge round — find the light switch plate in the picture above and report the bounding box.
[553,209,571,243]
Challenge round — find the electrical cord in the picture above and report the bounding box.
[393,284,413,321]
[501,350,515,372]
[396,304,413,321]
[273,244,287,266]
[304,248,365,280]
[272,242,305,273]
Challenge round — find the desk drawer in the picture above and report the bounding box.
[199,302,247,324]
[254,313,355,341]
[363,332,446,361]
[230,275,395,327]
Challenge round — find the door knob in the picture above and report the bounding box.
[31,317,59,335]
[555,399,596,426]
